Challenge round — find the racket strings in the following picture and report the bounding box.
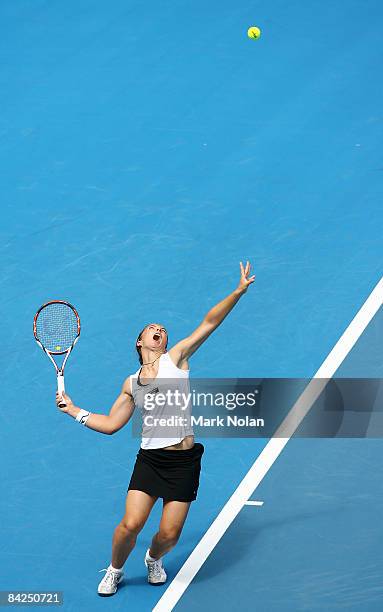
[35,303,79,352]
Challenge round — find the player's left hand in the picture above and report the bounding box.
[237,260,256,293]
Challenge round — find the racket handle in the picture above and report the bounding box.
[57,373,66,408]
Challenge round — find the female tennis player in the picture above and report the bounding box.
[56,261,255,596]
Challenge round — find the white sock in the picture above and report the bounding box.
[109,563,123,573]
[146,550,160,562]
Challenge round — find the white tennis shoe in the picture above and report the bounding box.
[144,549,167,585]
[97,566,124,596]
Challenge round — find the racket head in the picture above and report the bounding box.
[33,300,81,355]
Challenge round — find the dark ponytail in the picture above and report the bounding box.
[135,326,147,365]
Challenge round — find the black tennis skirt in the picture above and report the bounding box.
[128,442,204,502]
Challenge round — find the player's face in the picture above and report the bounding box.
[141,323,168,350]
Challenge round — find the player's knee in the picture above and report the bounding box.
[158,527,180,546]
[119,517,143,537]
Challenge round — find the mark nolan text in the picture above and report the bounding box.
[192,415,265,427]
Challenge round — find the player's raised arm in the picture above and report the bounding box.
[55,377,135,435]
[169,261,255,367]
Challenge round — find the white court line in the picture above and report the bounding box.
[153,277,383,612]
[244,501,264,506]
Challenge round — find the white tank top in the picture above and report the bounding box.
[130,352,194,449]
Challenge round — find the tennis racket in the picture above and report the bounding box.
[33,300,81,408]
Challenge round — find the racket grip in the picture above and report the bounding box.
[57,374,66,407]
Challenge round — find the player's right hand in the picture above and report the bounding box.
[56,391,73,414]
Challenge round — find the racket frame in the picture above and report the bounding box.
[33,300,81,407]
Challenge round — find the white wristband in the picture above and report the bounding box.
[76,409,91,426]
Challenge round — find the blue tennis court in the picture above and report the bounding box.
[1,1,382,610]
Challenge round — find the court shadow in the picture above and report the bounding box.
[188,503,347,583]
[119,575,146,588]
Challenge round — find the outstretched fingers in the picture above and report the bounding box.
[240,260,251,278]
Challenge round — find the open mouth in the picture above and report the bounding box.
[153,333,161,341]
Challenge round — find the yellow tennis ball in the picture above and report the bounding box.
[55,345,61,351]
[248,26,261,40]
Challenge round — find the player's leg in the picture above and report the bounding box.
[150,500,191,558]
[98,490,157,596]
[112,489,157,568]
[144,500,191,585]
